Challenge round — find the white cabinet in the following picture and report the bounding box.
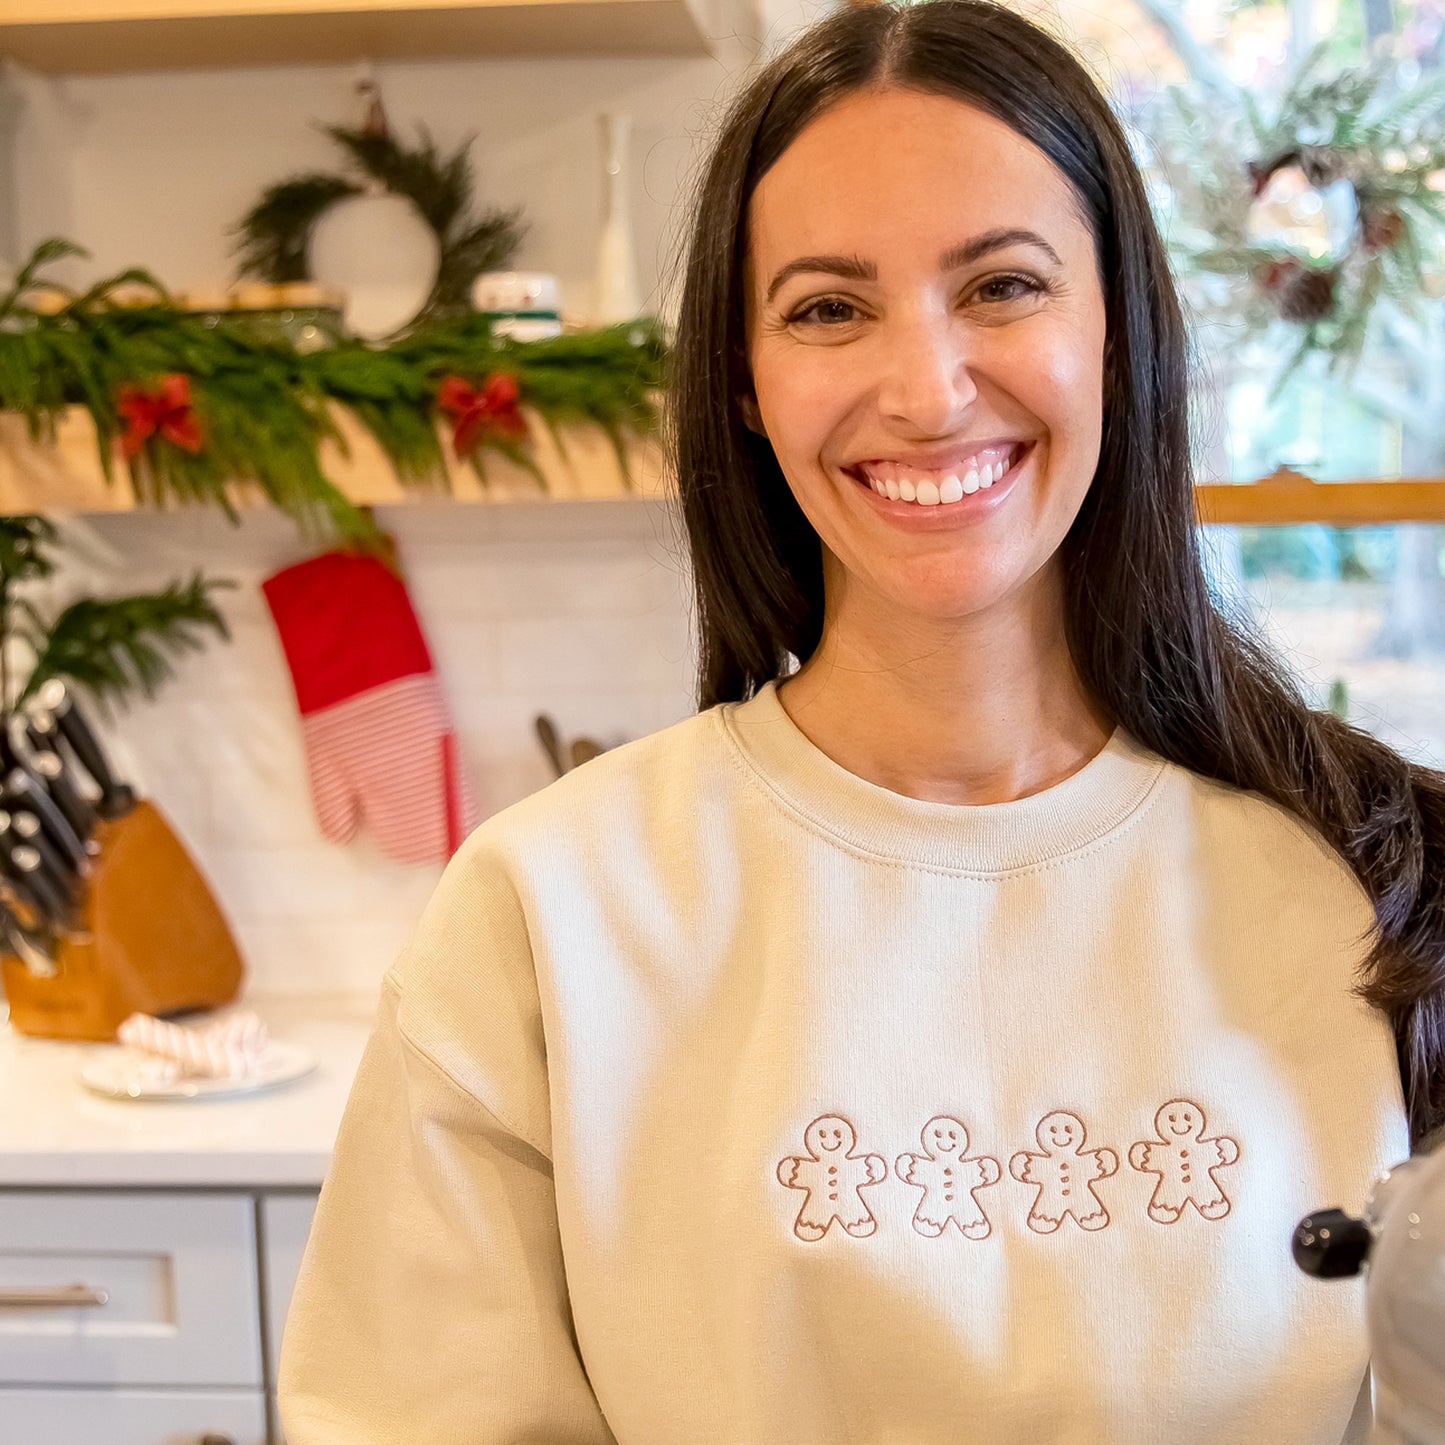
[0,1387,268,1444]
[0,1187,319,1445]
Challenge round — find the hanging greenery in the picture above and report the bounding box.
[0,515,232,713]
[233,123,525,329]
[1139,41,1445,393]
[0,239,668,536]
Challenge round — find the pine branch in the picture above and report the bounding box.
[233,174,361,283]
[22,574,235,708]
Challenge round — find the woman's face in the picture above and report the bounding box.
[743,87,1108,632]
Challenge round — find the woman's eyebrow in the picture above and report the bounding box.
[765,227,1063,303]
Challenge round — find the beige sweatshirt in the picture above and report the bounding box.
[279,680,1409,1444]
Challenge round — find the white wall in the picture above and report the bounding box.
[31,499,696,995]
[2,3,823,997]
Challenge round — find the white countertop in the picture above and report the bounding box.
[0,992,376,1190]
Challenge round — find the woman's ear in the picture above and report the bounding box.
[739,394,767,437]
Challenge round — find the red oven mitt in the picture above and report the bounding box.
[262,549,480,865]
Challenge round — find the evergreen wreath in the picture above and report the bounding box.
[1142,41,1445,391]
[233,122,525,329]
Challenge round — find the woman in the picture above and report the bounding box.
[279,3,1445,1441]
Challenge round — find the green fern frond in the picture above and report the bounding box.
[22,574,236,708]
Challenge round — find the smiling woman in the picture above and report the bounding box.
[278,4,1445,1445]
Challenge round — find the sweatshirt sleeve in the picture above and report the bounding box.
[277,834,617,1444]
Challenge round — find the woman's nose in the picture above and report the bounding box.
[875,312,979,436]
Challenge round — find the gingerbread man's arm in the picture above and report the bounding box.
[1008,1150,1036,1183]
[864,1153,888,1186]
[1094,1147,1119,1179]
[777,1157,803,1188]
[896,1153,918,1185]
[1127,1141,1155,1173]
[1212,1135,1241,1167]
[975,1155,1001,1188]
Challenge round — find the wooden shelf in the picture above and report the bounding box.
[1194,468,1445,526]
[0,405,671,511]
[6,418,1445,523]
[0,0,735,72]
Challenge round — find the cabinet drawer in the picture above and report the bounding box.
[0,1384,266,1444]
[0,1191,262,1388]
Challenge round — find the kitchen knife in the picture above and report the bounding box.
[12,711,100,846]
[2,808,83,897]
[30,679,137,819]
[0,898,56,977]
[4,767,90,874]
[31,749,99,847]
[2,839,75,933]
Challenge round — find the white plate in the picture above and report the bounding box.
[79,1041,317,1101]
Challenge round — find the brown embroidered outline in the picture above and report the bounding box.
[776,1113,889,1242]
[1127,1098,1240,1224]
[1008,1110,1119,1234]
[895,1114,1001,1239]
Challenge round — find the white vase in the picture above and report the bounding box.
[594,111,640,324]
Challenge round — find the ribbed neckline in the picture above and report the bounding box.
[718,678,1167,875]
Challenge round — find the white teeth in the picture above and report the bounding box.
[861,446,1022,507]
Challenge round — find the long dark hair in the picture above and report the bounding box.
[668,0,1445,1146]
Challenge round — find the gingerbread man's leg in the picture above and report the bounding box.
[794,1189,838,1242]
[1075,1186,1111,1230]
[1026,1193,1065,1234]
[911,1199,945,1238]
[1195,1178,1231,1220]
[1147,1181,1185,1224]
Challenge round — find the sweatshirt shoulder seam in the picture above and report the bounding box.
[383,970,554,1162]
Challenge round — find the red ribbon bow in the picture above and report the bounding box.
[116,374,204,460]
[437,373,527,458]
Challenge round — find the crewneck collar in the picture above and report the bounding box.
[718,678,1167,875]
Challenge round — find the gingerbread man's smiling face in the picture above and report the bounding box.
[925,1116,967,1156]
[1038,1111,1084,1152]
[806,1116,855,1155]
[1157,1100,1204,1139]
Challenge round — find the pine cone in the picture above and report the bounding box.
[1277,266,1338,323]
[1361,203,1405,252]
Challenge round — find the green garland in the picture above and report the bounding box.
[1141,42,1445,391]
[0,239,668,538]
[233,124,525,330]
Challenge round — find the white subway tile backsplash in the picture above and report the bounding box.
[20,500,700,995]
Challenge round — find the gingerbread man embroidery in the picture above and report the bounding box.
[895,1115,1001,1239]
[1128,1098,1240,1223]
[776,1114,888,1241]
[1009,1110,1119,1233]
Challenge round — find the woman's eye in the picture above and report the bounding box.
[787,298,860,327]
[974,274,1044,304]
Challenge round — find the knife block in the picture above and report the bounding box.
[0,800,243,1041]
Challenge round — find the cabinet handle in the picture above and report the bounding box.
[0,1282,109,1307]
[199,1436,236,1445]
